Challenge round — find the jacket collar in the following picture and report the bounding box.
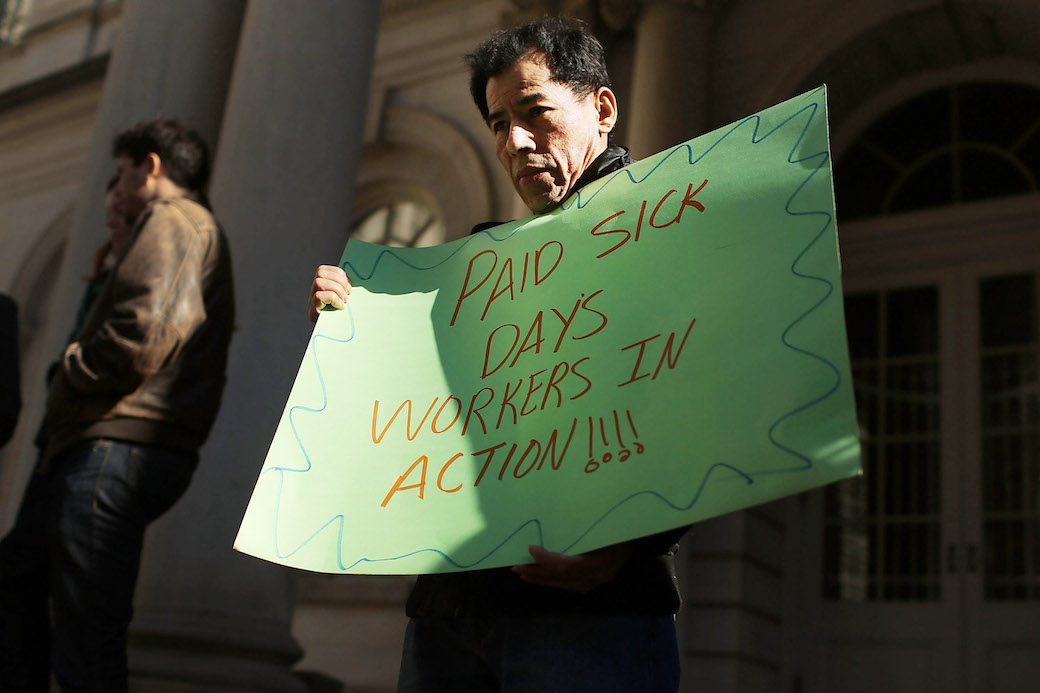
[570,143,633,195]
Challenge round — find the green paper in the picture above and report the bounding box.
[235,86,861,574]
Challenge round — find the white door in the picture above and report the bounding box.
[960,263,1040,693]
[783,199,1040,693]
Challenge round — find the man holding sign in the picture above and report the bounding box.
[309,17,685,692]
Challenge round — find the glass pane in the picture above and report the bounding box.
[845,293,880,360]
[824,287,942,601]
[980,274,1036,348]
[959,149,1032,203]
[980,272,1040,601]
[888,152,955,214]
[887,287,939,356]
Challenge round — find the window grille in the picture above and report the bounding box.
[824,288,942,601]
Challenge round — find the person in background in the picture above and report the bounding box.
[0,117,235,693]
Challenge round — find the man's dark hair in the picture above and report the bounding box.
[465,16,611,123]
[112,118,211,192]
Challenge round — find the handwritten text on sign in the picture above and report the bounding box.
[235,86,861,574]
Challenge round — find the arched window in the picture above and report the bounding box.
[835,82,1040,220]
[350,183,447,248]
[352,199,446,248]
[348,107,494,247]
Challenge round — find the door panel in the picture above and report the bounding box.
[825,286,945,603]
[789,266,1040,693]
[964,269,1040,693]
[818,279,959,693]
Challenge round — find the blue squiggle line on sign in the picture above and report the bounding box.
[343,517,549,571]
[330,462,755,571]
[764,135,840,475]
[560,462,755,553]
[345,460,752,569]
[274,88,842,570]
[264,306,357,569]
[341,218,539,280]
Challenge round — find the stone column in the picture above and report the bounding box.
[626,0,714,158]
[129,2,381,691]
[2,0,247,533]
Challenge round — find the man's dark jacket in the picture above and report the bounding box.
[406,145,687,617]
[0,294,21,447]
[40,195,234,464]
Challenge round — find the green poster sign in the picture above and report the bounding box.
[235,86,861,574]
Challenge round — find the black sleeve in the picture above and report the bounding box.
[0,294,22,447]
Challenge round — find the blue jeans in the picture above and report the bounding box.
[0,438,195,693]
[397,613,680,692]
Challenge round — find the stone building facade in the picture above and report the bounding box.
[1,1,1038,691]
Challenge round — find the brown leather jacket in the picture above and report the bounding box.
[41,195,234,464]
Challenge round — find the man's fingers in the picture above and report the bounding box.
[307,265,352,322]
[315,264,351,288]
[313,277,349,302]
[511,543,633,593]
[312,266,352,297]
[314,290,344,309]
[511,563,570,590]
[526,545,569,569]
[512,546,593,591]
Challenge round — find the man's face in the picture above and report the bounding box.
[104,188,133,256]
[485,53,616,214]
[115,154,152,220]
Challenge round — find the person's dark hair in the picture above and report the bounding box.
[465,16,611,123]
[111,118,211,192]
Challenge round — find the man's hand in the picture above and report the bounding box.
[307,264,352,322]
[511,542,633,593]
